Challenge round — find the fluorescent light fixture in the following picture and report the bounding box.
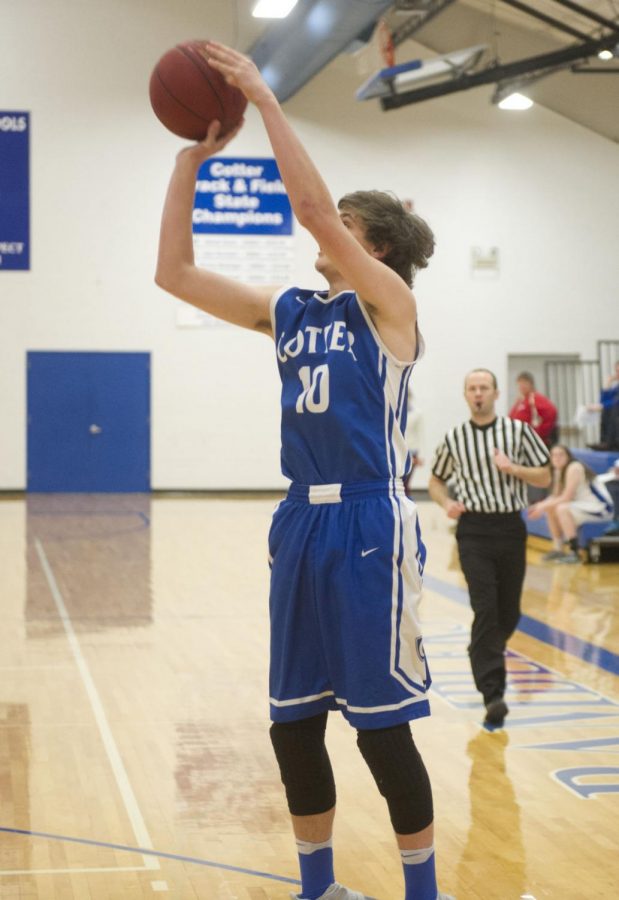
[498,92,533,110]
[598,49,614,60]
[252,0,298,18]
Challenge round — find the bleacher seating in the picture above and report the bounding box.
[524,448,618,548]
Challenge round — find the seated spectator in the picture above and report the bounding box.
[509,372,558,447]
[528,444,614,563]
[587,360,619,451]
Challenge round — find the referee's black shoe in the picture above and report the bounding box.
[484,697,509,727]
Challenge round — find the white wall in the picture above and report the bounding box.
[2,0,618,490]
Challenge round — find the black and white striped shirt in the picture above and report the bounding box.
[431,417,550,513]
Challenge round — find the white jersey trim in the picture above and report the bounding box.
[382,357,414,478]
[312,289,350,305]
[388,495,429,695]
[355,295,424,368]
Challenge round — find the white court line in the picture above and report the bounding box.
[33,539,159,872]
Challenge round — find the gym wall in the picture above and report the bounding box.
[2,0,618,490]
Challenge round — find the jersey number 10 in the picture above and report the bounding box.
[296,364,330,414]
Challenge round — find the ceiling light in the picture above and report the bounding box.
[598,49,614,61]
[498,92,534,110]
[252,0,298,18]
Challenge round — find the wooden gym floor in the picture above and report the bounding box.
[1,493,618,900]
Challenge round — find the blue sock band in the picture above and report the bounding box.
[297,838,335,900]
[401,845,437,900]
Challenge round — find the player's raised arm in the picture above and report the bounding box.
[155,120,275,335]
[205,41,429,358]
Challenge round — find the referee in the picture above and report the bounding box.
[429,368,551,726]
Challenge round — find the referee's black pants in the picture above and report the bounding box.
[456,512,527,705]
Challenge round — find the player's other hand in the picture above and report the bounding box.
[176,119,244,166]
[205,41,274,106]
[445,499,466,520]
[492,448,514,475]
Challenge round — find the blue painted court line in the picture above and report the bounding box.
[0,827,301,886]
[423,573,619,677]
[423,575,469,607]
[517,614,619,676]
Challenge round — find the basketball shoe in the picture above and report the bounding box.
[556,552,580,564]
[291,885,456,899]
[484,697,509,726]
[291,885,376,900]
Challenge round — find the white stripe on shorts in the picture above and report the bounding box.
[270,690,335,707]
[335,693,429,714]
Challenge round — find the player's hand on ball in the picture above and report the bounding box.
[176,118,244,166]
[205,41,274,105]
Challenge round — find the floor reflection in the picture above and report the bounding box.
[25,494,153,635]
[543,565,615,648]
[0,704,31,877]
[457,730,527,900]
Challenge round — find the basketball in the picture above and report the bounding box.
[149,40,247,141]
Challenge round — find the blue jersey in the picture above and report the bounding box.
[271,286,421,484]
[268,286,431,728]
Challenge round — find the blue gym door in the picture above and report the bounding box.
[27,351,151,492]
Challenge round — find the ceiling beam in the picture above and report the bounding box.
[499,0,590,42]
[381,31,619,109]
[547,0,619,32]
[571,65,619,74]
[493,60,580,101]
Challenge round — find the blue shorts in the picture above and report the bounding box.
[268,479,431,730]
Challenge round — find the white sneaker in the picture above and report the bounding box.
[541,549,567,561]
[290,881,455,900]
[556,551,580,564]
[290,883,378,900]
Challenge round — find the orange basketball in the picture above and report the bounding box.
[149,40,247,141]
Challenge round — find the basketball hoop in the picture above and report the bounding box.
[376,19,395,69]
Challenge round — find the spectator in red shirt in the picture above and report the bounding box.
[509,372,558,447]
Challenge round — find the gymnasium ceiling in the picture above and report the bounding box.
[231,0,619,143]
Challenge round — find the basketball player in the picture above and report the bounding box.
[156,41,453,900]
[429,369,551,727]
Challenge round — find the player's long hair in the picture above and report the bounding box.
[337,190,434,287]
[551,444,597,491]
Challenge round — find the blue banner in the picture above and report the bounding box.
[193,156,292,236]
[0,111,30,270]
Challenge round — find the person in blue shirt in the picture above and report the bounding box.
[155,40,454,900]
[587,360,619,451]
